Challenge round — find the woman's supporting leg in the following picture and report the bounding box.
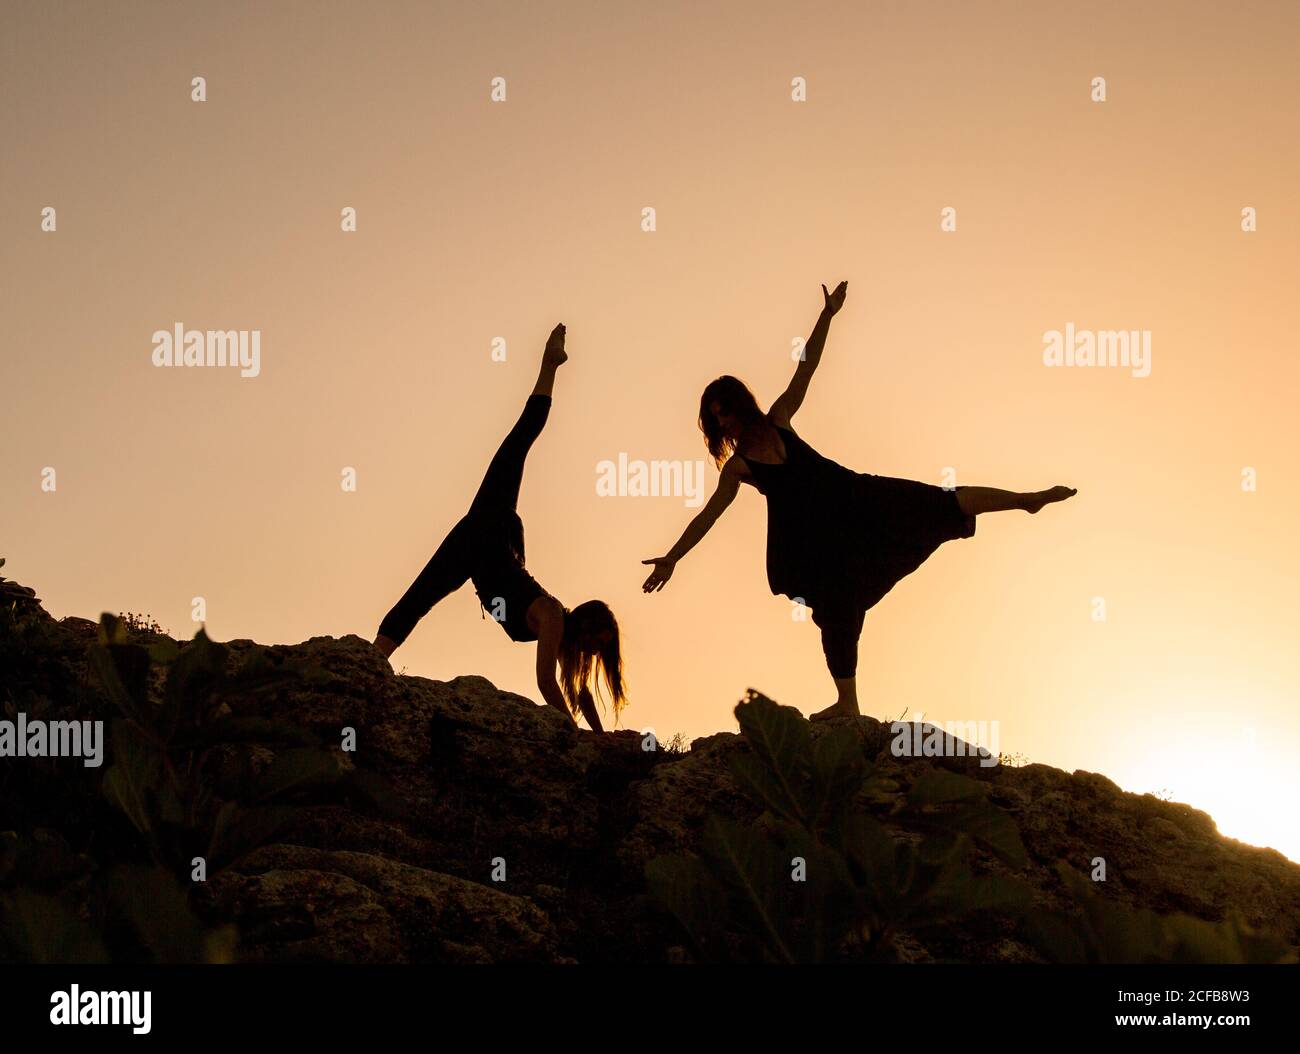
[467,324,567,518]
[956,484,1076,517]
[809,596,867,720]
[375,519,475,655]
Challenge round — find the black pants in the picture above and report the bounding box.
[377,394,551,646]
[811,594,869,680]
[809,483,974,679]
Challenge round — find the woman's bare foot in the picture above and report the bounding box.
[543,323,568,368]
[811,700,861,722]
[1024,485,1077,514]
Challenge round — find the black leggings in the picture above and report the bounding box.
[377,394,551,646]
[810,594,869,680]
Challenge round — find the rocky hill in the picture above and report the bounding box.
[2,568,1297,963]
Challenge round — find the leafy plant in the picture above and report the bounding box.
[646,691,1032,962]
[117,611,168,636]
[647,692,1300,965]
[1026,862,1296,964]
[0,829,235,964]
[0,600,401,962]
[89,612,365,873]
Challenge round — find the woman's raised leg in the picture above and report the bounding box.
[956,484,1076,517]
[467,323,567,518]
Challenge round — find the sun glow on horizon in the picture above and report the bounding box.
[1119,726,1299,865]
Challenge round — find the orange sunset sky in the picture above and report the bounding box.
[3,0,1298,861]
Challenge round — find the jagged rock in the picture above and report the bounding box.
[4,575,1299,962]
[0,569,43,618]
[217,630,1300,960]
[203,844,564,963]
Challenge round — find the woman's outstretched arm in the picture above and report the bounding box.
[769,281,847,428]
[641,459,743,591]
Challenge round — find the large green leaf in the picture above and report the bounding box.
[946,801,1029,869]
[768,818,858,961]
[147,638,180,666]
[729,754,805,825]
[1047,863,1294,964]
[1022,907,1089,963]
[162,628,229,734]
[733,692,812,824]
[901,769,1028,868]
[644,853,729,962]
[907,767,986,806]
[808,725,866,827]
[922,866,1033,921]
[699,814,796,963]
[0,890,108,963]
[96,612,129,647]
[101,719,161,834]
[841,812,898,907]
[88,643,151,731]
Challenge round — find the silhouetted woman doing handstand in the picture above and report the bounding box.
[375,324,626,732]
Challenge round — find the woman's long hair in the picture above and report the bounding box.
[558,600,627,722]
[699,375,765,468]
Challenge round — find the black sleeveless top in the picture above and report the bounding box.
[468,511,548,642]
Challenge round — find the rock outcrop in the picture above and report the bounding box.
[3,572,1298,963]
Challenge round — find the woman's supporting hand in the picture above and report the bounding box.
[822,280,848,317]
[576,686,604,733]
[641,556,676,592]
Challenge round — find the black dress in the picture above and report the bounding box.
[738,421,976,618]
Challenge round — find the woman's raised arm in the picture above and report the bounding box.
[769,281,847,428]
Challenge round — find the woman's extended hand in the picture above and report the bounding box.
[641,556,676,592]
[821,280,848,316]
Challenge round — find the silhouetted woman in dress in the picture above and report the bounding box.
[375,324,626,732]
[642,282,1075,720]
